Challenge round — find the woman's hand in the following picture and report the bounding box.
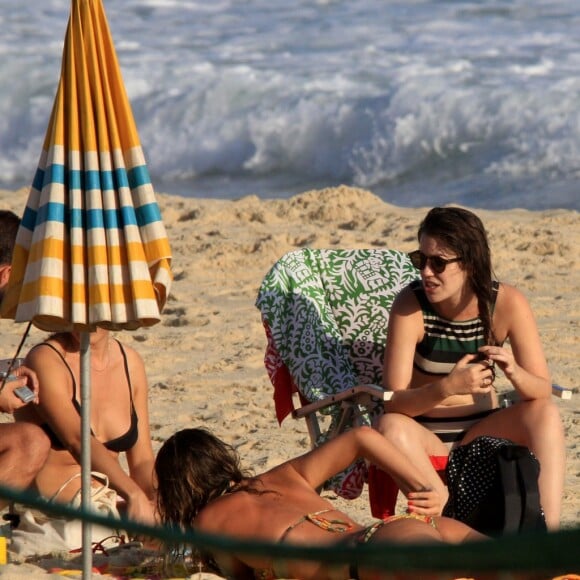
[406,489,446,516]
[126,491,157,526]
[478,345,516,382]
[444,354,495,397]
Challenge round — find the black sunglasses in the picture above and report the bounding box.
[408,250,462,274]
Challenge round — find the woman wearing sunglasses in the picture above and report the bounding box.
[375,206,564,529]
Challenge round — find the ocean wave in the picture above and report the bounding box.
[1,0,579,210]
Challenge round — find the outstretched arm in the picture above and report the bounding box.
[285,426,440,507]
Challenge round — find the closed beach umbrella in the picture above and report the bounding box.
[0,0,171,572]
[1,0,171,330]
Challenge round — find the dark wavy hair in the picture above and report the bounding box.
[0,210,21,265]
[418,207,497,345]
[155,428,251,529]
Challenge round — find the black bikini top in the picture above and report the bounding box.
[39,339,139,453]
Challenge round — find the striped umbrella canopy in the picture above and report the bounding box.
[0,0,172,332]
[0,0,171,572]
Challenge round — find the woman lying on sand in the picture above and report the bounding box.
[155,425,484,580]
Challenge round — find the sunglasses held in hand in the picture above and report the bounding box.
[408,250,462,274]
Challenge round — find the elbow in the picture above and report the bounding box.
[519,379,552,401]
[58,433,83,457]
[353,425,375,439]
[537,384,553,400]
[542,377,554,398]
[64,441,82,459]
[351,425,376,453]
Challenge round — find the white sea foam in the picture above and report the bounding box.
[1,0,580,209]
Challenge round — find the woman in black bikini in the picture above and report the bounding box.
[15,329,156,525]
[155,426,484,580]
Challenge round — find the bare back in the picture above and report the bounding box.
[196,464,362,544]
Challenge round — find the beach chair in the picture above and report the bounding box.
[255,248,421,510]
[255,248,573,516]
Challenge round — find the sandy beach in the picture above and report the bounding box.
[0,185,578,577]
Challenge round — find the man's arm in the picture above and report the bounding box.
[0,370,38,413]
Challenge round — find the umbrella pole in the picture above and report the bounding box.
[80,332,93,576]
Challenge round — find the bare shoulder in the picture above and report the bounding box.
[26,341,63,366]
[494,282,538,341]
[391,283,421,314]
[114,339,144,365]
[195,491,254,533]
[265,461,307,486]
[496,282,533,313]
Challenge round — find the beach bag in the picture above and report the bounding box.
[442,435,547,536]
[10,472,127,557]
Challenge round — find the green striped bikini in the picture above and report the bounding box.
[411,279,500,445]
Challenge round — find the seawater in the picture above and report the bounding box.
[1,0,579,210]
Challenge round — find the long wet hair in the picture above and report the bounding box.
[155,428,251,529]
[418,207,498,345]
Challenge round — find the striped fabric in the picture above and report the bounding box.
[412,280,498,375]
[0,0,171,331]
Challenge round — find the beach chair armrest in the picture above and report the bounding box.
[295,384,571,419]
[292,384,392,419]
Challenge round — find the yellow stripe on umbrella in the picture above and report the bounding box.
[1,0,172,332]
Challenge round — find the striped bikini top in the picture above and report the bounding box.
[412,279,499,376]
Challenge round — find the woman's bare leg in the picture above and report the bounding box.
[356,517,486,580]
[375,413,449,508]
[434,516,488,543]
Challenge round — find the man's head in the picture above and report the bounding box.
[0,210,21,295]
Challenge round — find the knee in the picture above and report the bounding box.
[522,398,562,430]
[13,423,50,470]
[516,398,564,444]
[375,412,418,447]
